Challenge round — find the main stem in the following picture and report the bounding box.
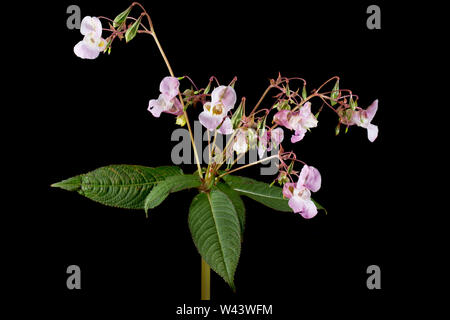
[201,258,211,300]
[149,24,210,300]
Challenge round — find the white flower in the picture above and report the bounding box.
[74,16,107,60]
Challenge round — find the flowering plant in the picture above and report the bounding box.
[53,2,379,299]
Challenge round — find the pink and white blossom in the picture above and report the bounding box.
[271,127,284,148]
[297,165,321,192]
[148,77,183,117]
[74,16,107,60]
[199,86,236,135]
[283,165,322,218]
[351,99,379,142]
[257,128,284,158]
[233,129,249,154]
[159,76,180,99]
[274,102,317,143]
[80,16,102,37]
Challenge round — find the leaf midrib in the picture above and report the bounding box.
[232,187,284,200]
[206,192,232,282]
[81,180,166,188]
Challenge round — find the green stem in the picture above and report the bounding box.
[218,155,279,179]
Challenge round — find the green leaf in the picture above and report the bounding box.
[125,16,142,42]
[222,174,327,214]
[302,85,307,100]
[113,7,132,28]
[216,182,246,239]
[188,189,241,290]
[330,79,340,106]
[222,175,291,211]
[144,174,201,213]
[51,165,182,209]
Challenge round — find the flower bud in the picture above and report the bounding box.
[277,171,289,185]
[113,7,132,28]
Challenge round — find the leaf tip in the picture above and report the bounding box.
[229,281,236,293]
[50,175,82,192]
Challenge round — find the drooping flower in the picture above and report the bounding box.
[271,127,284,148]
[257,129,269,158]
[283,165,321,218]
[351,99,379,142]
[148,77,183,117]
[257,127,284,158]
[74,16,107,59]
[233,129,249,154]
[199,85,236,135]
[273,102,317,143]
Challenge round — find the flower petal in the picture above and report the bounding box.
[366,99,378,123]
[159,76,180,99]
[148,99,163,117]
[288,196,304,213]
[80,16,102,38]
[218,117,233,135]
[300,199,318,219]
[257,145,266,159]
[199,111,223,131]
[233,129,248,154]
[273,110,290,128]
[271,127,284,147]
[211,86,236,110]
[305,166,321,192]
[291,128,306,143]
[283,183,295,199]
[73,41,100,59]
[166,97,184,116]
[299,102,318,129]
[367,123,378,142]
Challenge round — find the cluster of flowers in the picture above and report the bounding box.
[144,76,379,218]
[73,16,379,219]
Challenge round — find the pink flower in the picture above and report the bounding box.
[283,165,322,218]
[283,183,317,219]
[199,86,236,135]
[351,99,379,142]
[80,16,102,37]
[298,165,321,192]
[74,17,107,59]
[159,76,180,99]
[271,127,284,148]
[148,77,183,117]
[257,127,284,158]
[274,102,317,143]
[273,109,290,127]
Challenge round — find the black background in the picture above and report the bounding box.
[15,0,424,317]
